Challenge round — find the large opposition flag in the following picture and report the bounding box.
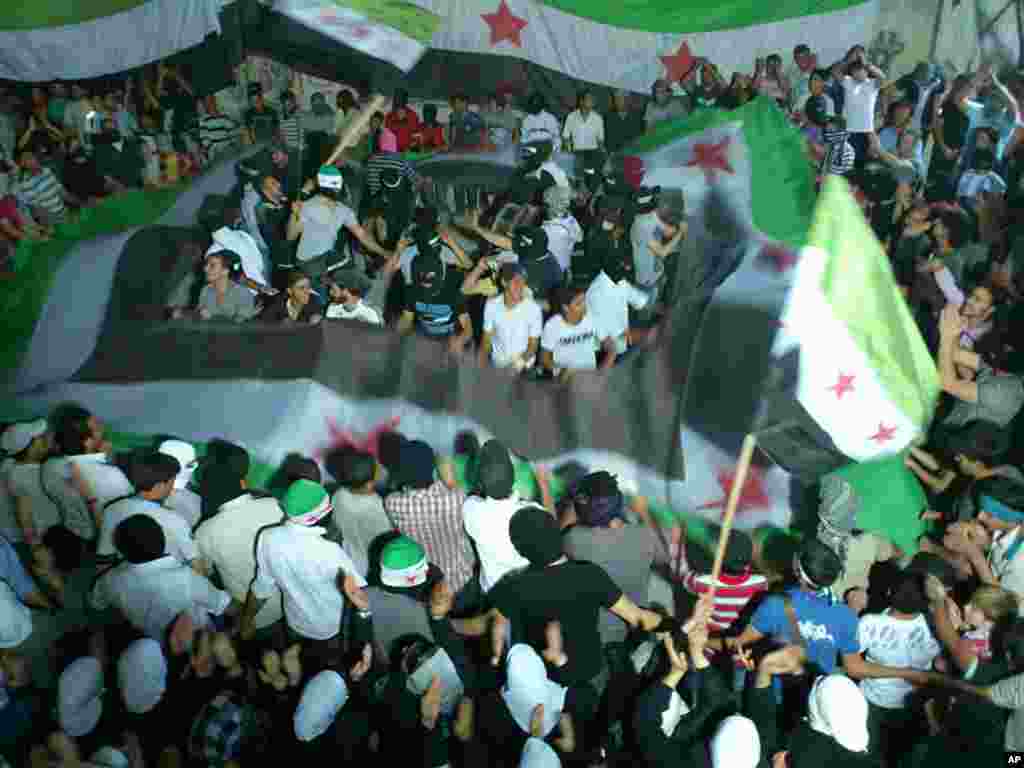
[774,176,940,462]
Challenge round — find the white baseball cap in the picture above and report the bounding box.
[1,419,47,455]
[158,440,198,489]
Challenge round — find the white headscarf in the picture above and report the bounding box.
[519,737,560,768]
[294,671,349,742]
[710,715,761,768]
[117,639,167,714]
[0,582,31,649]
[58,657,105,737]
[501,645,567,738]
[807,674,870,753]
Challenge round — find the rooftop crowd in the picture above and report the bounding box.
[3,36,1024,768]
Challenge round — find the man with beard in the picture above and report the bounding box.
[92,115,144,193]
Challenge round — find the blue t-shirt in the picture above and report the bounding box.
[751,587,858,674]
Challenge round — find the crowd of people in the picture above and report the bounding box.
[4,35,1024,768]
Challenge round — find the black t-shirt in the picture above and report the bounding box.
[245,106,280,143]
[523,254,562,304]
[489,559,623,686]
[404,270,467,338]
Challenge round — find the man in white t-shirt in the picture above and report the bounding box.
[462,440,533,593]
[157,440,203,529]
[854,572,941,764]
[585,268,649,357]
[841,55,890,170]
[541,283,616,381]
[563,90,604,153]
[479,263,543,371]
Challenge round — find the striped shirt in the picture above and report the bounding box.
[822,127,855,176]
[364,152,417,197]
[198,115,239,160]
[279,115,303,151]
[384,480,475,594]
[13,167,66,222]
[682,568,769,633]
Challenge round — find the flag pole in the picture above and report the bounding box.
[707,433,758,595]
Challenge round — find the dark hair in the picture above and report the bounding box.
[328,449,377,490]
[936,209,968,249]
[998,616,1024,672]
[378,432,407,474]
[555,281,587,313]
[794,44,811,56]
[798,538,843,588]
[577,89,592,109]
[51,404,94,456]
[476,440,515,499]
[204,440,250,480]
[889,572,929,614]
[940,419,1011,465]
[906,552,957,589]
[277,453,321,486]
[114,514,166,563]
[127,450,180,493]
[722,530,754,575]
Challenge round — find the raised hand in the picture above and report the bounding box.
[349,643,373,681]
[421,675,443,730]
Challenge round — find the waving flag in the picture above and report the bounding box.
[774,176,940,462]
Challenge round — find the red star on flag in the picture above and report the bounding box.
[868,422,898,445]
[696,466,771,517]
[659,41,697,83]
[686,138,734,181]
[315,416,402,460]
[828,373,856,400]
[482,0,528,47]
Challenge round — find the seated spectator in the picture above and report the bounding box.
[938,304,1024,429]
[687,60,726,110]
[754,54,792,108]
[197,94,239,163]
[521,93,561,151]
[92,115,144,192]
[258,270,323,325]
[540,282,616,381]
[562,90,604,154]
[12,149,82,226]
[171,250,258,322]
[476,263,543,371]
[385,90,421,153]
[324,267,387,325]
[604,90,644,153]
[243,83,279,145]
[644,80,688,131]
[91,514,232,640]
[958,147,1007,212]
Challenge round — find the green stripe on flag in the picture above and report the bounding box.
[629,98,816,249]
[811,176,940,431]
[326,0,441,44]
[536,0,869,35]
[0,1,148,30]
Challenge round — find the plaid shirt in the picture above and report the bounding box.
[385,480,475,593]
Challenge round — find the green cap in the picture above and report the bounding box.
[380,536,429,587]
[317,165,344,190]
[283,479,330,521]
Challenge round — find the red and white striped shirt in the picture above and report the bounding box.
[682,568,768,633]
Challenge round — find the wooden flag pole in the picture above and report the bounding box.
[707,433,759,598]
[324,94,389,167]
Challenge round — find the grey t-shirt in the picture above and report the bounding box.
[367,586,435,663]
[944,364,1024,429]
[630,211,666,289]
[562,523,657,644]
[297,197,357,262]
